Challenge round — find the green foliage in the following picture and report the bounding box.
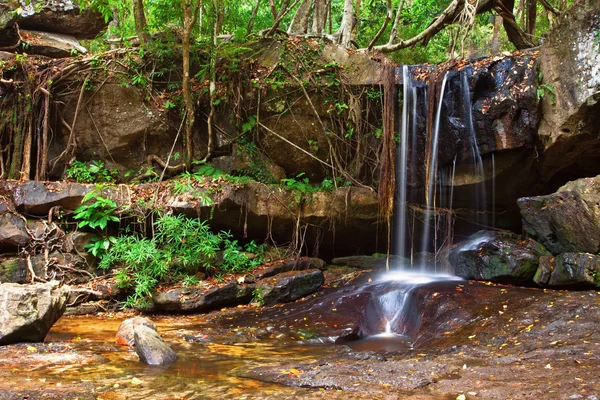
[280,173,335,205]
[99,214,267,307]
[251,287,265,306]
[67,160,118,183]
[73,188,120,259]
[536,71,556,104]
[73,189,119,230]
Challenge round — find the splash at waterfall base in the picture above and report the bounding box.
[0,267,598,399]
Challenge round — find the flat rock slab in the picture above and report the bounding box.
[331,255,410,270]
[134,324,177,366]
[254,257,325,280]
[0,281,69,345]
[257,269,324,306]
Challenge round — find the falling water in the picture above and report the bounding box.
[420,72,449,269]
[394,66,411,260]
[461,71,487,228]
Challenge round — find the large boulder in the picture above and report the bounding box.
[534,253,600,288]
[537,0,600,185]
[447,230,551,284]
[50,81,174,178]
[0,281,69,345]
[518,175,600,254]
[11,0,108,39]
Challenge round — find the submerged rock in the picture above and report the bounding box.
[0,281,69,345]
[116,317,157,346]
[134,324,177,366]
[447,230,550,284]
[518,175,600,255]
[534,253,600,288]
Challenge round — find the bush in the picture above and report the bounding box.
[99,214,266,308]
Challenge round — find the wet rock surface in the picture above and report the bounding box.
[0,281,69,345]
[134,325,177,366]
[535,253,600,288]
[116,317,157,347]
[447,230,550,284]
[0,274,598,399]
[518,175,600,255]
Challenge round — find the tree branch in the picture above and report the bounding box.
[371,0,464,53]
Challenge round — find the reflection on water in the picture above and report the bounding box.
[38,315,338,399]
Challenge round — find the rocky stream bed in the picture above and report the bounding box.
[1,269,599,400]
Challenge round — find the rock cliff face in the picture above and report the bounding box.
[537,0,600,188]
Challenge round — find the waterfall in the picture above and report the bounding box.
[461,71,488,229]
[420,73,449,270]
[393,66,412,260]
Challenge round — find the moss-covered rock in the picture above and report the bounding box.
[447,230,550,284]
[534,253,600,288]
[518,175,600,255]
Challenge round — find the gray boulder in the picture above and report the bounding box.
[534,253,600,287]
[447,230,551,285]
[518,175,600,255]
[0,213,31,250]
[0,281,69,345]
[116,317,157,347]
[134,325,177,366]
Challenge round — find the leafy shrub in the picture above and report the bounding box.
[99,214,266,307]
[67,160,118,183]
[73,188,119,258]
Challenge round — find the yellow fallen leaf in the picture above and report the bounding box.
[131,377,143,386]
[289,368,301,375]
[457,395,466,400]
[26,346,37,352]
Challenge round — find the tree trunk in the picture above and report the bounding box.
[491,13,503,53]
[288,0,311,33]
[312,0,327,34]
[336,0,354,47]
[526,0,536,36]
[133,0,152,44]
[181,0,201,168]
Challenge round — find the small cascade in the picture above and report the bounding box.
[342,271,462,351]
